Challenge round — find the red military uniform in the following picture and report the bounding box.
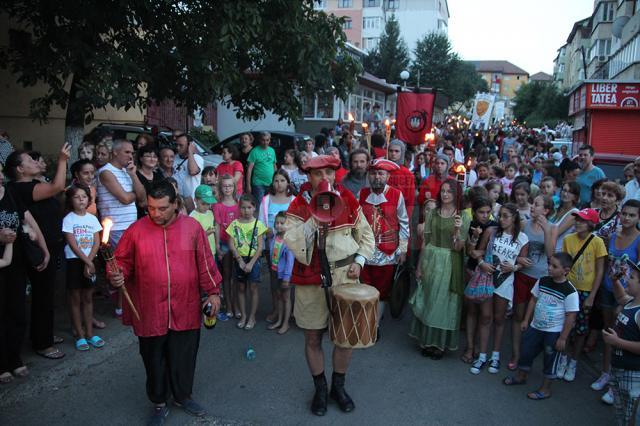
[388,165,415,219]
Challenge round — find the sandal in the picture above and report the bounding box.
[37,348,66,359]
[267,322,281,330]
[0,372,13,384]
[527,390,551,400]
[430,349,444,360]
[237,320,246,329]
[507,360,518,371]
[92,319,107,330]
[12,366,29,378]
[503,376,527,386]
[53,335,64,344]
[460,350,474,364]
[244,320,256,330]
[421,347,435,357]
[76,339,90,351]
[277,326,289,335]
[87,336,105,348]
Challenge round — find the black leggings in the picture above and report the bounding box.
[0,257,27,373]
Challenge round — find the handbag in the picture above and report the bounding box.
[464,267,494,303]
[236,219,259,281]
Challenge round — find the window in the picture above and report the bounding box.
[364,0,381,6]
[338,0,352,7]
[342,18,353,29]
[590,39,612,60]
[363,17,381,29]
[314,0,326,8]
[303,93,335,119]
[386,0,399,9]
[601,2,615,21]
[363,37,379,50]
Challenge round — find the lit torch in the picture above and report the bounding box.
[101,218,141,321]
[384,119,391,158]
[453,163,467,212]
[361,122,371,155]
[348,112,355,135]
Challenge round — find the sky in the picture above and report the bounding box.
[448,0,594,75]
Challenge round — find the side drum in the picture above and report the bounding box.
[329,283,379,349]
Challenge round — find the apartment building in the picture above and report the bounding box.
[316,0,449,52]
[469,60,529,101]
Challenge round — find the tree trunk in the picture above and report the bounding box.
[64,74,85,163]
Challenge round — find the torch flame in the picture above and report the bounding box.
[454,164,466,174]
[348,112,355,122]
[384,119,390,127]
[101,218,113,245]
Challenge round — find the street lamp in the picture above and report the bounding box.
[400,70,410,88]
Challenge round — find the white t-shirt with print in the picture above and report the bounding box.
[490,230,529,304]
[62,212,102,259]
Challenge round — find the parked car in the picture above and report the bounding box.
[215,131,312,164]
[594,153,636,183]
[86,123,222,167]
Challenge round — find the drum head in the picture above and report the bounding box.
[332,283,380,300]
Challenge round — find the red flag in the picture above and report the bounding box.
[395,92,436,146]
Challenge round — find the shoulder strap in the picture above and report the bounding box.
[246,219,259,258]
[572,234,595,267]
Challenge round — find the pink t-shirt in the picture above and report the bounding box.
[212,202,240,243]
[216,161,244,195]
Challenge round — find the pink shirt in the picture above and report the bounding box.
[216,161,244,195]
[213,202,240,243]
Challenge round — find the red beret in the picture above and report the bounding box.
[368,158,399,172]
[303,155,341,172]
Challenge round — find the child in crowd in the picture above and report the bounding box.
[558,208,607,382]
[259,171,295,324]
[227,194,267,330]
[268,212,294,334]
[280,149,307,194]
[201,166,218,200]
[165,177,188,215]
[484,180,504,219]
[503,252,578,400]
[462,196,497,363]
[501,163,518,197]
[189,185,220,319]
[539,176,560,209]
[592,200,640,403]
[604,258,640,425]
[511,182,532,222]
[304,139,318,158]
[78,141,94,161]
[470,203,528,375]
[550,181,581,252]
[474,162,490,188]
[62,185,104,352]
[70,159,98,216]
[214,174,240,319]
[510,194,555,371]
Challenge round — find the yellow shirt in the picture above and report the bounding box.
[189,210,216,256]
[562,233,607,292]
[226,219,267,257]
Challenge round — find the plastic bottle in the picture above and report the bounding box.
[245,346,256,360]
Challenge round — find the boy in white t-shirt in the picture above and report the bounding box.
[502,252,579,400]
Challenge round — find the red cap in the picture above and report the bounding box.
[368,158,399,172]
[303,155,341,172]
[571,208,599,225]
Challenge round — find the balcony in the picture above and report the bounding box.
[592,32,640,79]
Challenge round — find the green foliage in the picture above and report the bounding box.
[0,0,361,128]
[513,82,568,124]
[188,127,219,149]
[410,32,484,104]
[362,15,410,84]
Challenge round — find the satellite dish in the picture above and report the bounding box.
[612,15,630,39]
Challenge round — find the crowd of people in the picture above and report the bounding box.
[0,121,640,425]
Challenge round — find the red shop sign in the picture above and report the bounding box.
[587,82,640,110]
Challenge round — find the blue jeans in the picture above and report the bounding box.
[518,327,561,378]
[251,184,269,208]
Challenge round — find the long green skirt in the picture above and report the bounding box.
[409,244,462,351]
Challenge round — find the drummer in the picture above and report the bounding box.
[358,159,410,334]
[284,155,375,416]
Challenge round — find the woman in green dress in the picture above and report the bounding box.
[410,179,469,359]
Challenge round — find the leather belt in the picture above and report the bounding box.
[330,254,356,269]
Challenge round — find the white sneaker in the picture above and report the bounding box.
[601,387,614,405]
[564,359,577,382]
[488,358,501,374]
[591,372,610,391]
[555,354,568,377]
[469,358,486,375]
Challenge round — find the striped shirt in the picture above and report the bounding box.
[97,163,137,231]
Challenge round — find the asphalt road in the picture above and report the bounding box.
[0,283,613,426]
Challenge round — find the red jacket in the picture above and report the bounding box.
[359,186,402,255]
[114,215,221,337]
[388,166,415,219]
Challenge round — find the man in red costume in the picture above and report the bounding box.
[387,139,415,219]
[359,159,410,332]
[109,180,222,425]
[417,153,452,221]
[285,155,374,416]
